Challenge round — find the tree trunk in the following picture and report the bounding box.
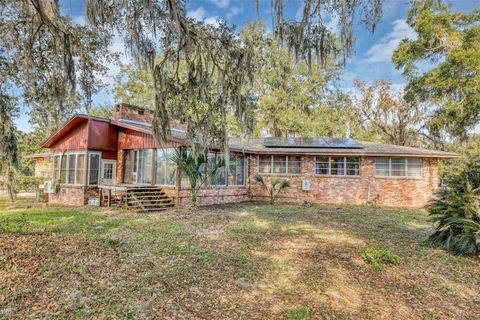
[5,166,16,204]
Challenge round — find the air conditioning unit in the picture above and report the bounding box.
[44,181,53,194]
[302,180,310,191]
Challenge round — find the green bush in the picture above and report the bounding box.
[17,175,42,192]
[255,175,291,205]
[361,248,401,271]
[428,156,480,255]
[286,305,310,320]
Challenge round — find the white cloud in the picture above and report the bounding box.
[95,33,129,93]
[208,0,230,9]
[295,5,339,33]
[187,6,221,27]
[365,19,417,63]
[324,15,340,34]
[187,6,208,20]
[204,16,220,27]
[227,6,243,18]
[72,15,86,26]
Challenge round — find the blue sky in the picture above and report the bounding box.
[15,0,479,132]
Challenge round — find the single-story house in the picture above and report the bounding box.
[30,103,459,210]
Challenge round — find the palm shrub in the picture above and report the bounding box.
[255,175,291,205]
[428,156,480,255]
[172,147,224,208]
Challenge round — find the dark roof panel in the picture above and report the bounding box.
[263,137,364,149]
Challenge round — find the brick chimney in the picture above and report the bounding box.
[114,103,153,124]
[113,103,188,131]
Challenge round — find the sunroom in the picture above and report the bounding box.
[121,148,247,187]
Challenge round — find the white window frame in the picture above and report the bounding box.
[374,158,423,177]
[87,152,102,186]
[52,152,89,185]
[314,156,361,176]
[258,155,302,175]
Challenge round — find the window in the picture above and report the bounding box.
[76,154,85,185]
[67,154,76,184]
[259,156,272,174]
[89,153,100,185]
[330,157,345,175]
[287,156,301,174]
[375,158,389,176]
[156,148,176,185]
[137,149,153,184]
[346,157,360,176]
[258,155,302,174]
[315,157,329,175]
[52,155,60,181]
[60,156,67,183]
[208,152,226,186]
[407,159,422,177]
[374,158,422,177]
[229,153,245,185]
[52,153,89,185]
[315,156,360,176]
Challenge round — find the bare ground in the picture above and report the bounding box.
[0,198,479,319]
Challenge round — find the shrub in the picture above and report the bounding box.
[428,156,480,255]
[18,175,42,192]
[255,175,291,205]
[361,248,401,271]
[286,305,310,320]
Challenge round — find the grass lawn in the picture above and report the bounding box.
[1,197,479,319]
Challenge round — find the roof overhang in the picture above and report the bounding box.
[41,115,461,160]
[248,150,460,159]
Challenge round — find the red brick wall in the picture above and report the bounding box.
[173,187,250,207]
[248,155,440,208]
[48,186,99,206]
[47,154,441,209]
[114,103,153,123]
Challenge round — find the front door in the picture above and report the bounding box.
[101,160,116,185]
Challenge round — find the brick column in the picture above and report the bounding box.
[117,149,124,184]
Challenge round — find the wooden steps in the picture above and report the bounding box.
[124,186,174,212]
